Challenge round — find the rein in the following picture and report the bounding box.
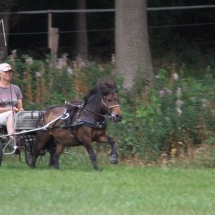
[65,101,111,119]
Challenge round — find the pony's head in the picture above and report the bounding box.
[97,78,122,122]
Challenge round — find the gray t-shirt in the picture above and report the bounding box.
[0,84,23,108]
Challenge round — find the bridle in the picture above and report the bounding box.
[101,95,121,117]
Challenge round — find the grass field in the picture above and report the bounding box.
[1,153,215,215]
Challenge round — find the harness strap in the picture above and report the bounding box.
[51,118,107,129]
[69,128,83,145]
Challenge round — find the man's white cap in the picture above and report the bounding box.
[0,63,13,73]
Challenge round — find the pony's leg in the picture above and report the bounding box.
[46,138,57,167]
[31,145,44,168]
[107,136,118,164]
[48,147,56,167]
[84,142,99,171]
[96,136,118,164]
[52,144,65,170]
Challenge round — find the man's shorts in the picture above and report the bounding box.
[0,111,12,126]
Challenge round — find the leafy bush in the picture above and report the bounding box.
[108,69,215,163]
[5,55,215,164]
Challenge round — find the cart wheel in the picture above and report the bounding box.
[25,143,35,167]
[25,145,49,167]
[0,141,2,166]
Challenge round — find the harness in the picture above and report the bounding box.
[39,97,120,144]
[65,101,109,129]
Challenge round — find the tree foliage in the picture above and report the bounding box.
[147,0,215,60]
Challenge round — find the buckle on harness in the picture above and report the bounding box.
[60,113,69,120]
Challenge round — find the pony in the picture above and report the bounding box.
[30,78,122,170]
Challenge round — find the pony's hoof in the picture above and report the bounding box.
[109,154,118,164]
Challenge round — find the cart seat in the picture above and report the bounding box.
[14,111,41,130]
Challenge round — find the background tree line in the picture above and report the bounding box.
[1,0,215,88]
[1,0,214,60]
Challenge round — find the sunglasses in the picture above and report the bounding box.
[3,70,13,74]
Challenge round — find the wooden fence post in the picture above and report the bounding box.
[48,11,59,65]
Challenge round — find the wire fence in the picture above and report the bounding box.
[1,4,215,14]
[0,5,215,35]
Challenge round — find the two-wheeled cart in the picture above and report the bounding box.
[0,110,69,166]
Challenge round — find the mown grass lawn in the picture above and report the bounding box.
[1,154,215,215]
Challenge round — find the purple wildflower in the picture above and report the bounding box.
[159,90,165,97]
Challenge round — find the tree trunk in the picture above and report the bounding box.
[0,9,10,62]
[73,0,88,60]
[115,0,154,90]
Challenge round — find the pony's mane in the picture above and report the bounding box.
[97,78,118,96]
[84,78,118,103]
